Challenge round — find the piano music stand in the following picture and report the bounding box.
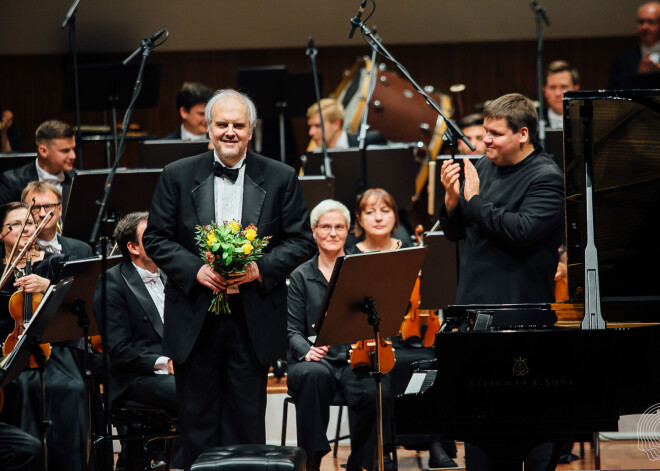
[315,247,426,471]
[0,277,74,471]
[62,168,161,243]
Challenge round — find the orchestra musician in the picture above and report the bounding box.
[348,188,458,468]
[0,420,42,471]
[21,181,92,259]
[609,1,660,88]
[0,202,88,471]
[541,60,580,130]
[457,113,487,156]
[161,81,213,141]
[1,108,19,153]
[0,120,76,213]
[307,98,386,150]
[287,199,392,471]
[92,211,181,470]
[142,89,314,468]
[439,93,564,470]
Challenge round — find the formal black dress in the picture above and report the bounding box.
[0,252,88,471]
[287,254,392,471]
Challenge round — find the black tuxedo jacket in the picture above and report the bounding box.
[0,161,74,215]
[609,47,642,89]
[92,262,166,406]
[143,150,315,365]
[57,234,93,260]
[160,129,182,140]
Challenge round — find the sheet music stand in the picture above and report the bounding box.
[418,232,458,310]
[0,153,37,173]
[298,176,335,212]
[238,66,319,163]
[0,277,74,471]
[315,247,426,471]
[62,169,162,242]
[139,140,210,168]
[44,256,123,344]
[304,145,417,214]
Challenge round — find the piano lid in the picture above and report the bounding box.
[563,89,660,322]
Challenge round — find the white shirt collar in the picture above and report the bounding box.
[334,130,350,150]
[547,108,564,129]
[641,41,660,57]
[213,152,246,170]
[35,159,65,184]
[180,124,207,141]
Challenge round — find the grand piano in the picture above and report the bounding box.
[394,89,660,470]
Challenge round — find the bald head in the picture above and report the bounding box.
[637,2,660,47]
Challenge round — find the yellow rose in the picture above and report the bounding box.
[245,228,257,241]
[242,243,253,255]
[229,221,240,233]
[207,233,218,247]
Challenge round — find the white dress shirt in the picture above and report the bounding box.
[132,262,170,374]
[35,160,65,194]
[180,125,208,141]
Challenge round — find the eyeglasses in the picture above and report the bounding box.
[30,203,61,215]
[316,224,348,235]
[5,221,35,232]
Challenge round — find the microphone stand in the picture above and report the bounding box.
[306,38,333,178]
[356,45,379,195]
[350,12,474,158]
[87,31,167,442]
[61,0,83,168]
[532,0,550,150]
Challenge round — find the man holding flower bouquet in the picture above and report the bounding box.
[143,89,315,469]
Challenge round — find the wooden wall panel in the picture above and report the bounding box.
[0,35,637,169]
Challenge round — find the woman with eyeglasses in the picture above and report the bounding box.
[286,199,392,471]
[0,202,88,471]
[349,188,459,468]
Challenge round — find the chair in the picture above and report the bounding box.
[281,392,350,458]
[88,398,180,470]
[191,444,306,471]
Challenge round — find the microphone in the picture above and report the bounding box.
[306,36,316,57]
[348,0,367,39]
[530,1,550,26]
[144,29,167,45]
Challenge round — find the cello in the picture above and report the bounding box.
[399,225,440,347]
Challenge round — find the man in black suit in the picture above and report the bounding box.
[0,120,76,212]
[143,89,315,468]
[609,1,660,88]
[306,98,386,150]
[21,181,92,260]
[161,82,213,141]
[93,211,178,469]
[541,60,579,130]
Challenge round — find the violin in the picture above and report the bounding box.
[399,225,440,348]
[89,335,103,353]
[349,338,395,374]
[2,250,51,367]
[0,205,54,367]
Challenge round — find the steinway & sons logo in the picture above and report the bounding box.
[513,356,529,377]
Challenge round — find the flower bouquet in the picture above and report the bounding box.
[195,220,270,314]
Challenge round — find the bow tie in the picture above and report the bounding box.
[141,271,161,285]
[213,161,240,183]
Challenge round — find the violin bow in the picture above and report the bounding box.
[0,210,53,292]
[1,199,36,281]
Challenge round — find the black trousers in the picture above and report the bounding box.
[174,295,269,469]
[287,359,392,471]
[0,421,42,471]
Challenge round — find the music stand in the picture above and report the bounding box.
[304,145,417,214]
[314,247,426,471]
[0,277,74,471]
[418,231,458,310]
[62,169,162,242]
[138,140,210,168]
[238,66,319,163]
[0,153,37,173]
[298,176,335,212]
